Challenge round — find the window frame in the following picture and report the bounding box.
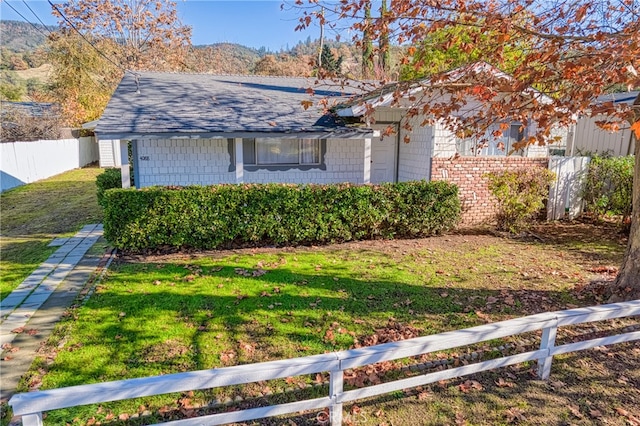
[244,138,322,166]
[456,122,527,157]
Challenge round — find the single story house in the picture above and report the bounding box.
[96,65,565,195]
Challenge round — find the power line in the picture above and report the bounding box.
[3,1,50,38]
[21,0,53,33]
[46,0,129,74]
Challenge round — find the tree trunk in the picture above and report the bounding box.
[608,133,640,302]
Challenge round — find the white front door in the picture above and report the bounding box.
[370,124,398,184]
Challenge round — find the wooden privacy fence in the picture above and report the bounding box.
[9,301,640,426]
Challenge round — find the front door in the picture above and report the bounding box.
[370,124,398,184]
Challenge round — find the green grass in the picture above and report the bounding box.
[19,224,635,425]
[0,166,104,300]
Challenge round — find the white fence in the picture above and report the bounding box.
[548,156,591,220]
[9,300,640,426]
[0,137,99,192]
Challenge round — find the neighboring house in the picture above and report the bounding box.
[82,119,121,168]
[569,90,639,157]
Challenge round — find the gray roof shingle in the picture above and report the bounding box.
[96,72,368,139]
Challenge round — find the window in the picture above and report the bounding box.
[456,123,526,157]
[243,138,321,165]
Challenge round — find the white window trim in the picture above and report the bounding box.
[245,138,321,166]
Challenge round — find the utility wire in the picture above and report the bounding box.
[21,0,53,33]
[3,1,49,38]
[46,0,129,74]
[8,1,113,93]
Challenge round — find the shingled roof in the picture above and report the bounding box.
[95,72,370,139]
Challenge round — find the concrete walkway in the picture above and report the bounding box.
[0,224,108,401]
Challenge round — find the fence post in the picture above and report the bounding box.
[537,319,558,380]
[21,413,43,426]
[329,368,343,425]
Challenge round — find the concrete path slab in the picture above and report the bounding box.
[0,225,110,403]
[0,226,103,322]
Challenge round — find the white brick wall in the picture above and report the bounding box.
[245,139,365,184]
[135,138,365,187]
[398,121,433,182]
[136,139,234,187]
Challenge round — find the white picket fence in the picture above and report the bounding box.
[8,300,640,425]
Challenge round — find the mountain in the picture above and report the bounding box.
[0,20,56,52]
[187,43,263,74]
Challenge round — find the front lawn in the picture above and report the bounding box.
[18,222,640,425]
[0,167,104,300]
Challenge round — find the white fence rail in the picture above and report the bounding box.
[0,137,99,192]
[9,301,640,426]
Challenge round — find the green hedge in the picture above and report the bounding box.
[96,168,122,208]
[582,154,634,220]
[103,181,461,251]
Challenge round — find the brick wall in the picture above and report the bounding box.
[430,156,549,226]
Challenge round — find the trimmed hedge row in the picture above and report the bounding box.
[103,181,461,251]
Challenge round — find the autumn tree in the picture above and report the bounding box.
[48,0,191,125]
[399,20,529,81]
[51,0,191,72]
[48,30,119,125]
[295,0,640,301]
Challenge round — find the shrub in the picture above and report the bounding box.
[103,181,461,251]
[96,168,123,207]
[486,168,556,233]
[582,154,633,222]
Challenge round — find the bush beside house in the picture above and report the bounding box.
[486,168,556,233]
[103,181,461,251]
[582,154,634,222]
[96,168,122,207]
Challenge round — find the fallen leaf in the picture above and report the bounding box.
[495,377,515,388]
[568,404,583,418]
[459,380,483,393]
[455,411,467,426]
[505,407,526,423]
[589,409,603,418]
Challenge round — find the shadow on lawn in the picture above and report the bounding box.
[35,262,599,390]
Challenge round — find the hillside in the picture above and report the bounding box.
[0,20,55,52]
[187,43,263,74]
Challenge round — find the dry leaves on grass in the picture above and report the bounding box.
[616,407,640,425]
[495,377,515,388]
[505,407,526,423]
[459,380,483,393]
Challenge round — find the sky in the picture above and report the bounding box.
[0,0,329,52]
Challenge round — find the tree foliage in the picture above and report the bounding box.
[48,0,191,125]
[319,45,343,75]
[294,0,640,300]
[52,0,191,72]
